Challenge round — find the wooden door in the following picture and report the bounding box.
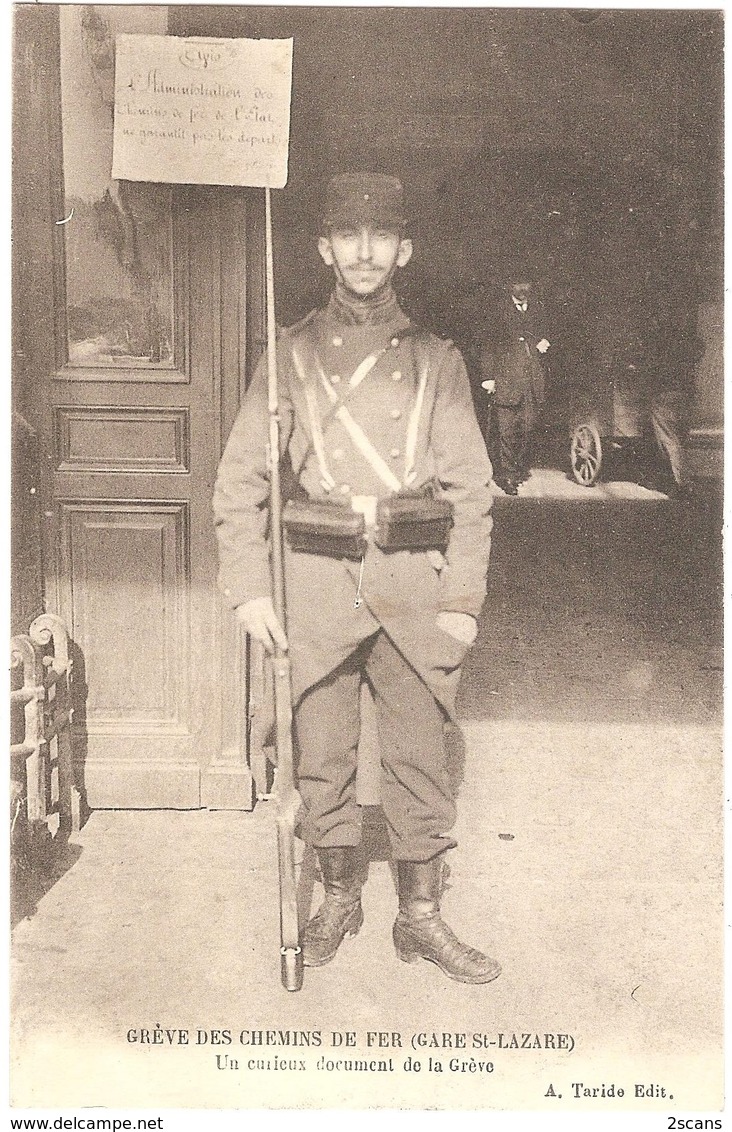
[16,7,256,810]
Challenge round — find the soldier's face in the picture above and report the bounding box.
[319,225,413,298]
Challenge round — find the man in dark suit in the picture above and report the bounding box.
[479,278,550,494]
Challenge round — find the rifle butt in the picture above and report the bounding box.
[276,808,303,991]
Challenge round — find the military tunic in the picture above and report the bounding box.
[214,293,493,857]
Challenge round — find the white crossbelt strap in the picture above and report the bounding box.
[291,346,337,491]
[403,348,429,486]
[292,336,436,496]
[335,404,403,492]
[348,351,384,389]
[314,361,403,493]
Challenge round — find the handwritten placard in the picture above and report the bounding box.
[112,35,293,188]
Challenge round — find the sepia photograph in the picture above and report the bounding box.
[10,2,724,1121]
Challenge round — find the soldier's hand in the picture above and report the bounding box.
[437,611,478,646]
[235,597,288,653]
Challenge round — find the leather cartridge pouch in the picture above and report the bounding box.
[282,498,366,560]
[374,483,453,552]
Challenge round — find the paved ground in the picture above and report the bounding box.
[493,465,669,501]
[11,481,724,1112]
[461,485,723,728]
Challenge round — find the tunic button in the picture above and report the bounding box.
[331,374,342,384]
[391,370,402,381]
[390,408,402,420]
[332,336,343,347]
[390,448,401,459]
[340,484,351,495]
[391,337,400,348]
[332,448,344,460]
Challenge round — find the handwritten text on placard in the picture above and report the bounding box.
[112,35,293,188]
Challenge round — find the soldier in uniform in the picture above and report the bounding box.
[480,277,551,494]
[214,173,500,984]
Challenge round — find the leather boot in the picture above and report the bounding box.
[393,858,501,984]
[302,846,364,967]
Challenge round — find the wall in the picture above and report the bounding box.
[173,5,722,437]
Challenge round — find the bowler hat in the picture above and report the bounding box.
[323,172,406,228]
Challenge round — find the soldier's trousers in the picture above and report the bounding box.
[294,629,458,862]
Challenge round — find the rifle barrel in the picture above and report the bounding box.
[264,186,303,992]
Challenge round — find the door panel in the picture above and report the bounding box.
[58,501,190,729]
[54,406,190,474]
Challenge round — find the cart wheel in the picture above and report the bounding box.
[571,424,603,486]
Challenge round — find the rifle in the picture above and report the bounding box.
[264,187,304,992]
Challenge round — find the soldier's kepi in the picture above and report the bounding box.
[214,171,501,983]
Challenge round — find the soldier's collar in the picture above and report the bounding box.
[329,285,402,327]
